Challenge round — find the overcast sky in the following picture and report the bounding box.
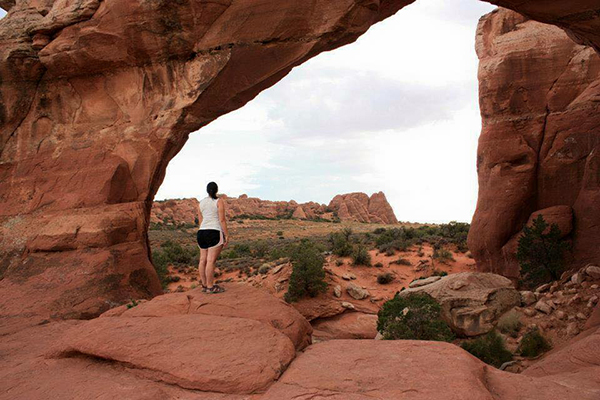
[2,2,497,223]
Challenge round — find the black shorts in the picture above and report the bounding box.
[197,229,224,249]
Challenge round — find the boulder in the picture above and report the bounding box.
[48,314,295,394]
[572,273,585,285]
[399,273,520,336]
[292,296,346,322]
[102,284,312,350]
[535,300,553,315]
[311,312,378,341]
[262,340,598,399]
[333,285,342,298]
[586,265,600,280]
[520,291,537,306]
[409,276,442,288]
[346,283,370,300]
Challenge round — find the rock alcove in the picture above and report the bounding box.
[1,0,600,320]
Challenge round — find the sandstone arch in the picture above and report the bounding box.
[1,0,599,319]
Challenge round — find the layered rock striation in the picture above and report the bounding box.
[469,8,600,279]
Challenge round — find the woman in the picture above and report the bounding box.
[197,181,229,294]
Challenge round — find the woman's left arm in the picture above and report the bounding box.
[218,198,229,246]
[197,200,203,227]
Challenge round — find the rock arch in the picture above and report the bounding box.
[1,0,599,319]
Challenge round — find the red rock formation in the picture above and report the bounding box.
[150,192,397,225]
[291,206,307,220]
[262,340,599,399]
[468,9,600,279]
[0,0,413,319]
[101,283,313,351]
[328,192,398,224]
[1,0,600,319]
[151,198,199,225]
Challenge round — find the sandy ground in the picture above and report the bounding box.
[167,242,476,302]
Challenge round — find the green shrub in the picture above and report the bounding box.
[276,231,284,237]
[151,240,197,289]
[378,238,414,254]
[374,262,384,268]
[329,231,353,257]
[252,241,270,258]
[151,250,171,289]
[517,214,569,288]
[518,328,551,358]
[335,259,344,266]
[373,227,386,235]
[430,269,448,277]
[461,331,513,368]
[497,310,522,338]
[284,240,328,303]
[258,264,272,274]
[377,293,454,342]
[383,246,396,256]
[433,248,454,263]
[377,272,395,284]
[352,245,371,266]
[392,257,411,266]
[126,299,139,309]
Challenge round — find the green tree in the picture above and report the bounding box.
[377,293,454,342]
[461,331,513,368]
[329,231,353,257]
[517,215,569,287]
[284,240,328,303]
[352,244,371,266]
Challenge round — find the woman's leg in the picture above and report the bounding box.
[206,244,223,289]
[198,248,208,287]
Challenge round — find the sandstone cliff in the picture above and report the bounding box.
[468,9,600,279]
[151,192,398,225]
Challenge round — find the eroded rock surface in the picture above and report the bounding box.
[49,314,295,394]
[261,340,599,399]
[311,311,378,341]
[101,283,313,350]
[468,8,600,279]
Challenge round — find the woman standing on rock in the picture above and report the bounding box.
[197,181,229,294]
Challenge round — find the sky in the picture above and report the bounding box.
[2,2,497,223]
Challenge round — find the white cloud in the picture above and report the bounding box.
[153,0,497,222]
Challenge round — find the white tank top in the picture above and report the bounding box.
[199,197,222,231]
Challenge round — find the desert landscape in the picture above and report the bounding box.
[1,0,600,399]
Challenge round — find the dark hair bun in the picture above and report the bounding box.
[207,182,218,199]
